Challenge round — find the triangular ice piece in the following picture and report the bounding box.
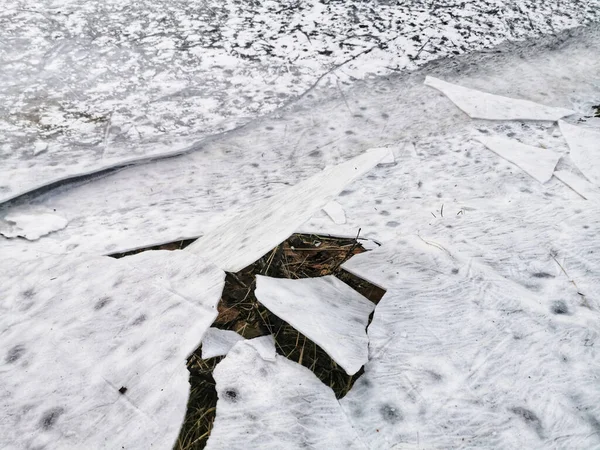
[202,328,245,359]
[559,121,600,186]
[479,136,560,183]
[187,149,388,272]
[425,76,575,121]
[255,275,375,375]
[205,340,367,450]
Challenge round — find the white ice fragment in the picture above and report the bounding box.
[187,149,388,272]
[559,121,600,186]
[246,334,277,362]
[322,201,347,224]
[201,328,245,359]
[478,136,560,184]
[554,169,600,202]
[368,147,395,164]
[205,341,367,450]
[0,211,68,240]
[0,252,225,449]
[424,76,575,121]
[255,275,375,375]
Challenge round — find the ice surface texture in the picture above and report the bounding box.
[255,275,375,375]
[424,76,575,121]
[0,211,68,240]
[341,236,600,448]
[1,1,599,202]
[205,340,367,450]
[202,328,245,359]
[0,250,224,449]
[3,25,600,260]
[559,121,600,186]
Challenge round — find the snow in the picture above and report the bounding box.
[255,275,375,375]
[0,211,68,240]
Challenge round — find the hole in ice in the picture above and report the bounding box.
[112,233,385,449]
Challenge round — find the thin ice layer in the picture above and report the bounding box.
[559,121,600,186]
[478,136,560,183]
[424,76,575,121]
[205,340,367,450]
[0,251,224,449]
[2,25,600,261]
[186,149,387,272]
[255,275,375,375]
[340,236,600,449]
[202,328,245,359]
[0,211,68,240]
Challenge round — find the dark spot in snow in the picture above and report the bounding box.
[6,345,25,363]
[22,289,35,298]
[551,300,569,315]
[532,272,554,279]
[345,130,355,135]
[224,389,238,402]
[451,268,459,274]
[339,190,352,196]
[265,126,274,131]
[40,407,64,430]
[381,113,389,119]
[510,407,544,437]
[94,297,111,310]
[386,221,399,227]
[119,387,128,394]
[380,404,403,424]
[380,210,390,216]
[132,314,147,325]
[251,163,259,168]
[308,150,322,157]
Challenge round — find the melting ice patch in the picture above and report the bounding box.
[255,275,375,375]
[0,251,224,449]
[187,149,388,272]
[559,121,600,186]
[478,136,561,184]
[425,76,575,121]
[205,340,366,450]
[0,211,68,240]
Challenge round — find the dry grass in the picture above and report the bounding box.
[112,234,385,450]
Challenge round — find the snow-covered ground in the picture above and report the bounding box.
[1,2,600,449]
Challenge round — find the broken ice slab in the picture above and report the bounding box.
[202,328,246,359]
[0,210,68,240]
[0,251,224,449]
[186,148,389,272]
[554,169,600,202]
[255,275,375,375]
[205,340,367,450]
[478,136,560,184]
[425,76,575,121]
[340,236,600,449]
[559,121,600,187]
[322,201,347,224]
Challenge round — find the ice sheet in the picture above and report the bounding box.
[205,340,367,450]
[340,236,600,449]
[186,149,388,272]
[424,76,575,121]
[202,328,245,359]
[2,25,600,261]
[2,1,597,203]
[0,250,224,449]
[559,121,600,186]
[478,136,561,184]
[255,275,375,375]
[554,169,600,202]
[0,211,68,240]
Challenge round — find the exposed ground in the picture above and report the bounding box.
[113,233,385,450]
